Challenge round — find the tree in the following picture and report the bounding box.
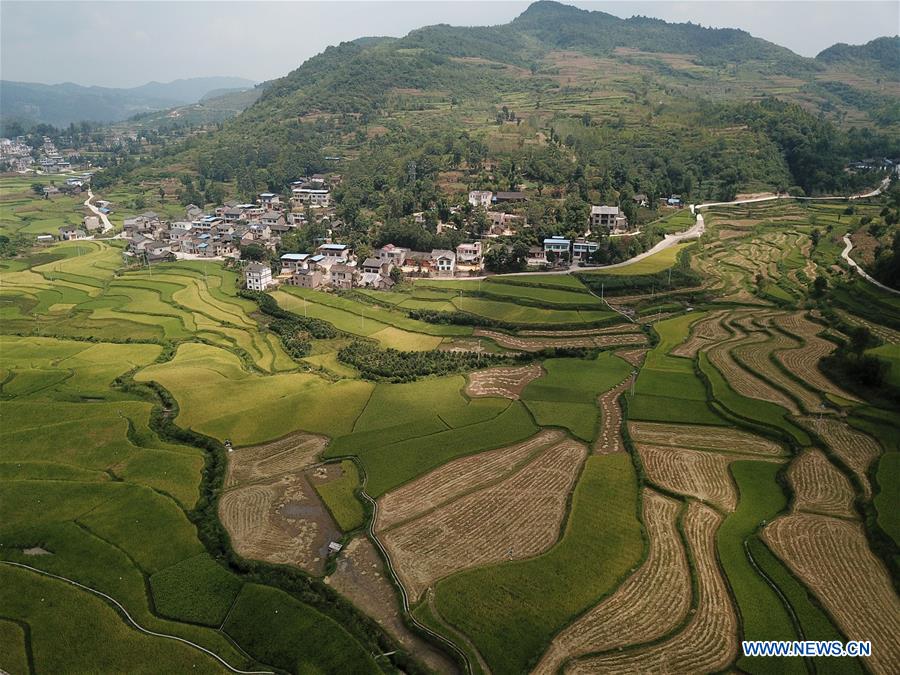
[240,244,267,262]
[31,183,44,196]
[389,266,404,284]
[811,275,827,297]
[850,326,872,356]
[810,229,820,248]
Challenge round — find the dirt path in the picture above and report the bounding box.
[83,190,113,233]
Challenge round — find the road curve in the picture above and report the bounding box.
[841,235,900,296]
[84,190,113,233]
[0,560,274,674]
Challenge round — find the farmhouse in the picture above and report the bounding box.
[83,215,101,232]
[280,253,310,274]
[59,226,87,240]
[527,246,547,266]
[431,249,457,277]
[543,236,571,255]
[572,238,599,259]
[316,243,351,262]
[291,186,331,207]
[245,262,274,291]
[378,244,408,267]
[288,268,323,289]
[589,205,628,231]
[468,190,493,208]
[330,262,358,289]
[258,192,281,206]
[456,241,483,264]
[362,257,388,274]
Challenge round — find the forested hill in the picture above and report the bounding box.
[816,36,900,75]
[111,1,899,209]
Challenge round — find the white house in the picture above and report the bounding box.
[316,243,351,261]
[468,190,493,208]
[572,238,599,259]
[245,262,273,291]
[431,249,457,277]
[292,187,331,208]
[378,244,407,267]
[543,236,571,255]
[280,253,310,274]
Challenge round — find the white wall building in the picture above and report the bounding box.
[245,262,274,291]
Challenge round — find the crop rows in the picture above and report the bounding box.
[534,490,689,674]
[382,438,587,600]
[628,421,785,457]
[787,449,857,518]
[375,429,564,531]
[796,416,881,498]
[519,324,643,337]
[670,310,730,357]
[613,347,647,367]
[473,328,647,352]
[464,363,544,400]
[594,378,630,454]
[224,432,327,487]
[764,514,900,675]
[570,502,736,674]
[636,444,744,512]
[835,310,900,345]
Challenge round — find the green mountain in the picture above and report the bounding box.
[121,1,898,211]
[0,76,257,127]
[817,35,900,73]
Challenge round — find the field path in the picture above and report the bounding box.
[84,189,113,233]
[0,560,273,674]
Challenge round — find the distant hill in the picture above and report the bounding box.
[0,76,257,127]
[817,36,900,76]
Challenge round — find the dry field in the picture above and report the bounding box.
[628,422,786,457]
[569,503,736,674]
[224,432,328,487]
[465,362,544,399]
[326,537,459,674]
[534,491,690,674]
[731,320,824,412]
[835,310,900,345]
[636,444,743,512]
[473,328,647,352]
[594,379,630,454]
[787,449,857,519]
[520,324,643,337]
[796,417,881,498]
[706,327,801,415]
[773,313,861,403]
[220,431,338,575]
[219,473,340,575]
[764,515,900,675]
[671,310,730,357]
[382,437,587,600]
[375,429,564,531]
[613,347,647,367]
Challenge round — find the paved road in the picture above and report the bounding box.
[83,190,113,233]
[841,235,900,296]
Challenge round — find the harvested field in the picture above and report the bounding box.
[764,514,900,675]
[534,490,689,674]
[671,310,730,357]
[519,324,643,337]
[473,328,647,352]
[628,422,786,456]
[382,437,587,600]
[835,310,900,345]
[637,444,741,511]
[613,347,647,367]
[787,449,857,518]
[569,502,737,674]
[220,431,339,575]
[706,327,801,415]
[326,537,459,675]
[773,313,862,404]
[796,417,881,498]
[465,362,543,400]
[594,379,629,454]
[224,432,327,487]
[219,473,340,575]
[732,322,823,412]
[375,429,564,531]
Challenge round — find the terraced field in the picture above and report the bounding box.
[2,190,898,675]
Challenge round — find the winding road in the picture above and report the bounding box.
[83,189,114,233]
[841,235,900,296]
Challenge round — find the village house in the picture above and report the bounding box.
[493,191,526,203]
[431,249,457,277]
[361,257,388,274]
[572,238,599,260]
[468,190,493,208]
[288,268,324,289]
[280,253,310,274]
[378,243,407,268]
[633,193,649,207]
[58,225,87,241]
[291,185,331,208]
[245,262,274,291]
[544,236,571,256]
[487,211,523,236]
[329,262,358,289]
[527,246,547,267]
[456,241,483,264]
[359,271,394,290]
[83,215,101,232]
[316,243,351,262]
[185,204,204,219]
[258,192,281,207]
[589,205,627,231]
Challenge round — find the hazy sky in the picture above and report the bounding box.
[2,1,897,88]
